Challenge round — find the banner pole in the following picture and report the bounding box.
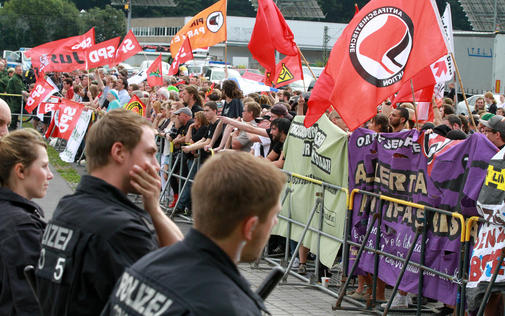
[410,79,419,130]
[451,52,477,130]
[224,0,229,79]
[296,45,317,81]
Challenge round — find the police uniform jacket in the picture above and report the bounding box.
[0,187,45,316]
[35,175,159,316]
[102,228,270,316]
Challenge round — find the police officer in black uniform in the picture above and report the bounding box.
[35,109,183,316]
[102,151,286,315]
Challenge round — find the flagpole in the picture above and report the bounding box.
[410,79,419,130]
[296,45,317,81]
[224,0,229,79]
[451,52,477,130]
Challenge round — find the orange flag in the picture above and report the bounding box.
[170,0,227,57]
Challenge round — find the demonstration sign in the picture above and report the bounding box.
[272,115,348,268]
[348,129,496,306]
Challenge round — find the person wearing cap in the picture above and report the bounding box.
[270,102,293,121]
[478,113,495,134]
[166,107,193,209]
[481,114,505,149]
[106,89,121,112]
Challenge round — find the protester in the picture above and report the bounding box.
[181,85,203,114]
[481,115,505,149]
[0,128,53,315]
[35,109,183,316]
[106,89,121,112]
[0,98,11,138]
[484,91,498,114]
[102,151,286,315]
[388,107,410,132]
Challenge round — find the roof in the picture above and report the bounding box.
[458,0,505,31]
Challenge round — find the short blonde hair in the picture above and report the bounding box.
[192,151,286,239]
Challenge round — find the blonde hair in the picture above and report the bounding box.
[192,151,286,239]
[0,128,47,186]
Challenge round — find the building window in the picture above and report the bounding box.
[133,26,181,37]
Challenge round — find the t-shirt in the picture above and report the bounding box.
[206,119,222,148]
[236,121,257,153]
[222,98,243,118]
[266,127,284,155]
[190,104,203,115]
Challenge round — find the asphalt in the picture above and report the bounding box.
[36,162,443,315]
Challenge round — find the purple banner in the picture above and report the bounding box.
[348,128,497,305]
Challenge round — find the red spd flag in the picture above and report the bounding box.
[25,28,94,74]
[115,30,142,65]
[85,37,120,69]
[272,53,303,88]
[39,96,61,115]
[57,99,84,140]
[248,0,298,82]
[25,77,59,113]
[124,95,147,117]
[305,0,449,130]
[147,54,163,87]
[169,37,193,76]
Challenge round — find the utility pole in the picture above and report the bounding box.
[322,26,329,64]
[126,0,132,34]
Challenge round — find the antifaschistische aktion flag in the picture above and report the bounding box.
[305,0,449,130]
[169,0,227,57]
[147,54,163,87]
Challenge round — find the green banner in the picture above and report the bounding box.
[272,115,348,268]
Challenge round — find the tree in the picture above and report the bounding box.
[0,0,82,50]
[80,5,126,42]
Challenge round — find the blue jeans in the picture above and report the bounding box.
[178,158,198,210]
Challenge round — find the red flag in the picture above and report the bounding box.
[39,96,61,115]
[248,0,299,81]
[168,37,193,76]
[57,99,84,140]
[25,28,94,74]
[124,95,146,117]
[147,54,164,87]
[115,30,142,65]
[85,37,121,69]
[354,4,360,15]
[25,77,59,113]
[242,71,265,82]
[393,85,435,121]
[272,53,304,88]
[305,0,448,130]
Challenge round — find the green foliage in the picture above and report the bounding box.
[80,5,126,42]
[0,0,82,50]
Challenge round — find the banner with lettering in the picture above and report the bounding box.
[348,128,496,305]
[57,99,84,140]
[85,37,120,69]
[60,110,92,163]
[467,147,505,311]
[25,77,59,113]
[115,30,142,65]
[272,115,348,268]
[25,28,94,74]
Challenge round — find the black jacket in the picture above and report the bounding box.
[35,175,159,316]
[0,187,46,316]
[102,228,270,316]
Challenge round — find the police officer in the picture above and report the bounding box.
[102,151,286,315]
[35,109,183,316]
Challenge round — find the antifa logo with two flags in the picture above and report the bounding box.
[124,95,146,117]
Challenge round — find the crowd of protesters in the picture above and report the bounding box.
[2,55,505,315]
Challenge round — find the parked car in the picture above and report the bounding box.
[456,94,501,115]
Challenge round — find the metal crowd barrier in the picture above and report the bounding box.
[158,141,214,223]
[0,92,25,129]
[258,171,505,316]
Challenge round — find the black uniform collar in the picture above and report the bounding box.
[76,175,145,214]
[185,228,270,314]
[0,187,45,218]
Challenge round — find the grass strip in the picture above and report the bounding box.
[45,145,81,188]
